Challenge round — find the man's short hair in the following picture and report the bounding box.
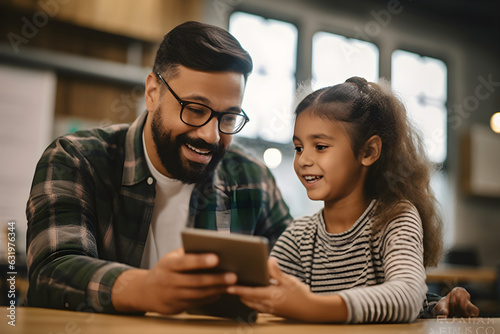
[153,21,253,80]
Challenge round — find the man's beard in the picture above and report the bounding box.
[150,109,227,184]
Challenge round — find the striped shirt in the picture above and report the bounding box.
[26,111,291,313]
[270,200,427,323]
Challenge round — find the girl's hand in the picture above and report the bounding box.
[227,257,312,320]
[227,258,348,322]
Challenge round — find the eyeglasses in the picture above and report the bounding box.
[155,72,249,135]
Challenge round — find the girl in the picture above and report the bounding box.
[227,77,443,323]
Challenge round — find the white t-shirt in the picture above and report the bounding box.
[140,134,195,269]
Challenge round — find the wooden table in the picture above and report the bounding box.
[2,307,500,334]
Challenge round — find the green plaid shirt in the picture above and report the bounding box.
[26,111,292,313]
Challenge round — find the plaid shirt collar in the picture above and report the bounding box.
[122,111,150,186]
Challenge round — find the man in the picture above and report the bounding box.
[26,21,477,318]
[26,21,291,315]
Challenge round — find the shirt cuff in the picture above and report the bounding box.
[87,262,134,313]
[337,291,354,323]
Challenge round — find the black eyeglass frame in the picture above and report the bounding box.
[155,72,249,135]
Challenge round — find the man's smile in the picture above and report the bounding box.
[182,142,214,164]
[186,143,212,155]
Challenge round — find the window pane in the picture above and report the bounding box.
[392,50,447,163]
[312,32,379,89]
[229,12,297,143]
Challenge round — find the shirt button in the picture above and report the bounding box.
[147,177,154,185]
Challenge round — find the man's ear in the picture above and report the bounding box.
[144,72,161,112]
[361,135,382,167]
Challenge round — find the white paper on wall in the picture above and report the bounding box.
[469,124,500,197]
[0,65,56,252]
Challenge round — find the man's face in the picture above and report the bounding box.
[144,65,246,184]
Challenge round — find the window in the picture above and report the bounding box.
[392,50,449,245]
[228,11,449,219]
[229,12,298,144]
[391,50,447,164]
[312,31,379,89]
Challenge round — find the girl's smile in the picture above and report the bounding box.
[302,174,323,187]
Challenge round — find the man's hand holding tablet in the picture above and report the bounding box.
[181,228,270,321]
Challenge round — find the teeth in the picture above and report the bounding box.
[304,175,322,183]
[186,143,210,155]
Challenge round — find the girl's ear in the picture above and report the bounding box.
[361,135,382,167]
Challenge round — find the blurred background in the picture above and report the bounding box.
[0,0,499,314]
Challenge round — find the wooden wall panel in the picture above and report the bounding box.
[55,76,143,124]
[2,0,203,41]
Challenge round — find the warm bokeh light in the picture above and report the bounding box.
[263,148,282,169]
[491,112,500,133]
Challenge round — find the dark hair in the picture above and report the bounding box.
[153,21,253,80]
[295,77,443,267]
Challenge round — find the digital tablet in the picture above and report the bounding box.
[181,228,270,321]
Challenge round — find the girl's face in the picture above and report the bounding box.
[293,109,367,204]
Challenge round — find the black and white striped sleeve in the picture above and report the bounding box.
[337,206,427,323]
